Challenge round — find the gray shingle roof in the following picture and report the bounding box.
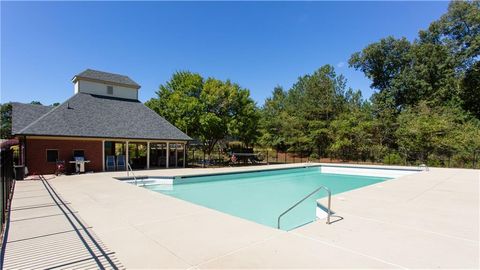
[11,103,54,134]
[12,93,191,141]
[74,69,140,88]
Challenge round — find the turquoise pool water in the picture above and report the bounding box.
[146,167,389,230]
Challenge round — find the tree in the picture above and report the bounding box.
[395,102,468,164]
[350,1,479,113]
[391,42,458,108]
[328,91,374,161]
[146,71,259,159]
[0,103,12,139]
[419,0,480,71]
[349,36,411,93]
[460,61,480,118]
[454,118,480,167]
[259,65,349,157]
[259,86,289,151]
[227,86,261,148]
[348,37,412,150]
[30,101,42,105]
[145,71,203,136]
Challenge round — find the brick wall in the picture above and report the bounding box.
[25,138,103,175]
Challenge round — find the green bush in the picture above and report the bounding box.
[383,153,403,165]
[426,158,442,167]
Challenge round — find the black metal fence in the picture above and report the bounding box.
[187,147,479,169]
[187,148,333,167]
[1,148,15,237]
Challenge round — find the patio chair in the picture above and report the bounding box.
[117,155,126,171]
[106,155,115,171]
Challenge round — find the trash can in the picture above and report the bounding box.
[14,165,25,180]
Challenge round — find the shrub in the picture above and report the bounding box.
[310,153,319,160]
[383,152,403,165]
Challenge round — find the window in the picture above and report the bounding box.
[73,150,85,158]
[107,86,113,95]
[46,150,59,163]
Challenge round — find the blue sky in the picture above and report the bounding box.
[1,1,449,106]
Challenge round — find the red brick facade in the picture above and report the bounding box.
[25,138,103,175]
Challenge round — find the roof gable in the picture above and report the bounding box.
[73,69,140,88]
[13,93,191,141]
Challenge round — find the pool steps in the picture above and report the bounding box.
[123,178,173,186]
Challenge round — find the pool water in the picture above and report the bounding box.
[145,167,389,230]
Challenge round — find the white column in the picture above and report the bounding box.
[102,140,105,171]
[125,141,129,171]
[175,144,178,168]
[146,141,150,169]
[166,142,169,168]
[183,143,186,168]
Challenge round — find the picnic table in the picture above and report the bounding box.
[230,152,264,165]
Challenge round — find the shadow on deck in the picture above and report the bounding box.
[1,176,124,269]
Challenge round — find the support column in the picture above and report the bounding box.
[166,142,170,168]
[183,143,186,168]
[147,141,150,169]
[102,140,105,171]
[175,144,178,168]
[126,141,129,171]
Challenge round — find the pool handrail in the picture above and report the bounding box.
[127,162,145,187]
[418,164,429,171]
[277,185,331,229]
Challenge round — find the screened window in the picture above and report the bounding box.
[73,150,85,158]
[107,86,113,95]
[46,150,59,163]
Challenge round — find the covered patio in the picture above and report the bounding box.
[103,140,186,171]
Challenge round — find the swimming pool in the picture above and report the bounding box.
[141,166,393,230]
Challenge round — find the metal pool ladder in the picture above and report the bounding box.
[418,164,429,171]
[127,162,144,186]
[277,185,332,229]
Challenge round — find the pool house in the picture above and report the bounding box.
[11,69,191,175]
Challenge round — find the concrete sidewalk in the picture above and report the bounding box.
[2,178,123,269]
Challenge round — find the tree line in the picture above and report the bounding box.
[146,1,479,167]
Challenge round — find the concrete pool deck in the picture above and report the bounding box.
[3,164,479,269]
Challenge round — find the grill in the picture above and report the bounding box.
[69,156,91,174]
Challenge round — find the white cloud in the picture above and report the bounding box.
[336,62,346,68]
